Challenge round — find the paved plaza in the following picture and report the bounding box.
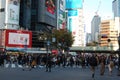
[0,66,120,80]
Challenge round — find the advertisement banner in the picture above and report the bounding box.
[68,10,79,36]
[5,30,32,48]
[68,10,78,17]
[68,16,79,36]
[45,0,56,15]
[67,10,79,32]
[5,0,20,25]
[66,0,83,9]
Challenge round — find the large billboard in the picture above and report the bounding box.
[67,10,79,36]
[38,0,57,27]
[5,0,20,25]
[5,30,32,48]
[45,0,56,15]
[66,0,83,9]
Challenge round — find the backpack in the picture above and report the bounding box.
[89,57,97,66]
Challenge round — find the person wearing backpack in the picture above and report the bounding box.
[89,54,98,80]
[99,55,106,76]
[107,55,114,76]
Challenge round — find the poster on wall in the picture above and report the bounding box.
[5,0,20,25]
[45,0,56,15]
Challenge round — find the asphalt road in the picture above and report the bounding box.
[0,66,119,80]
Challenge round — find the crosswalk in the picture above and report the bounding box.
[4,63,45,69]
[4,64,23,68]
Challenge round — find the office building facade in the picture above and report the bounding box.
[100,19,118,50]
[66,0,85,47]
[112,0,120,34]
[20,0,57,32]
[91,15,101,42]
[112,0,120,17]
[0,0,20,29]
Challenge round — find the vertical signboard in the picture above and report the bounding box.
[58,0,65,29]
[66,0,83,9]
[68,10,79,36]
[5,0,20,25]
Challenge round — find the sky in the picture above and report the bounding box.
[83,0,114,33]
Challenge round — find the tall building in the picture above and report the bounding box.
[112,0,120,34]
[86,33,92,44]
[91,15,101,42]
[20,0,57,32]
[19,0,58,48]
[0,0,59,51]
[112,0,120,17]
[0,0,20,29]
[65,0,85,47]
[19,0,31,30]
[100,19,118,50]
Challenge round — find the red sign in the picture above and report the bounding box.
[5,30,32,48]
[45,0,55,14]
[52,50,58,55]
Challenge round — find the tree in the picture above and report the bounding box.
[86,41,98,46]
[52,29,74,51]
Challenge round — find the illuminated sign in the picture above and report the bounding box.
[68,10,78,16]
[45,0,56,14]
[66,0,83,9]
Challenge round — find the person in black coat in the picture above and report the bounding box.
[89,54,97,79]
[46,54,52,72]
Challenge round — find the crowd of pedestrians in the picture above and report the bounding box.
[0,52,120,79]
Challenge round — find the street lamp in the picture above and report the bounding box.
[24,38,28,52]
[44,35,51,54]
[117,35,120,76]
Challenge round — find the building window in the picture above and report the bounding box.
[0,8,5,12]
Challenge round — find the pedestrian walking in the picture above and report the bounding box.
[100,55,106,75]
[45,54,52,72]
[107,55,114,76]
[89,54,98,80]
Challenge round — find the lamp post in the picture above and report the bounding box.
[117,35,120,76]
[47,40,50,54]
[24,38,28,52]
